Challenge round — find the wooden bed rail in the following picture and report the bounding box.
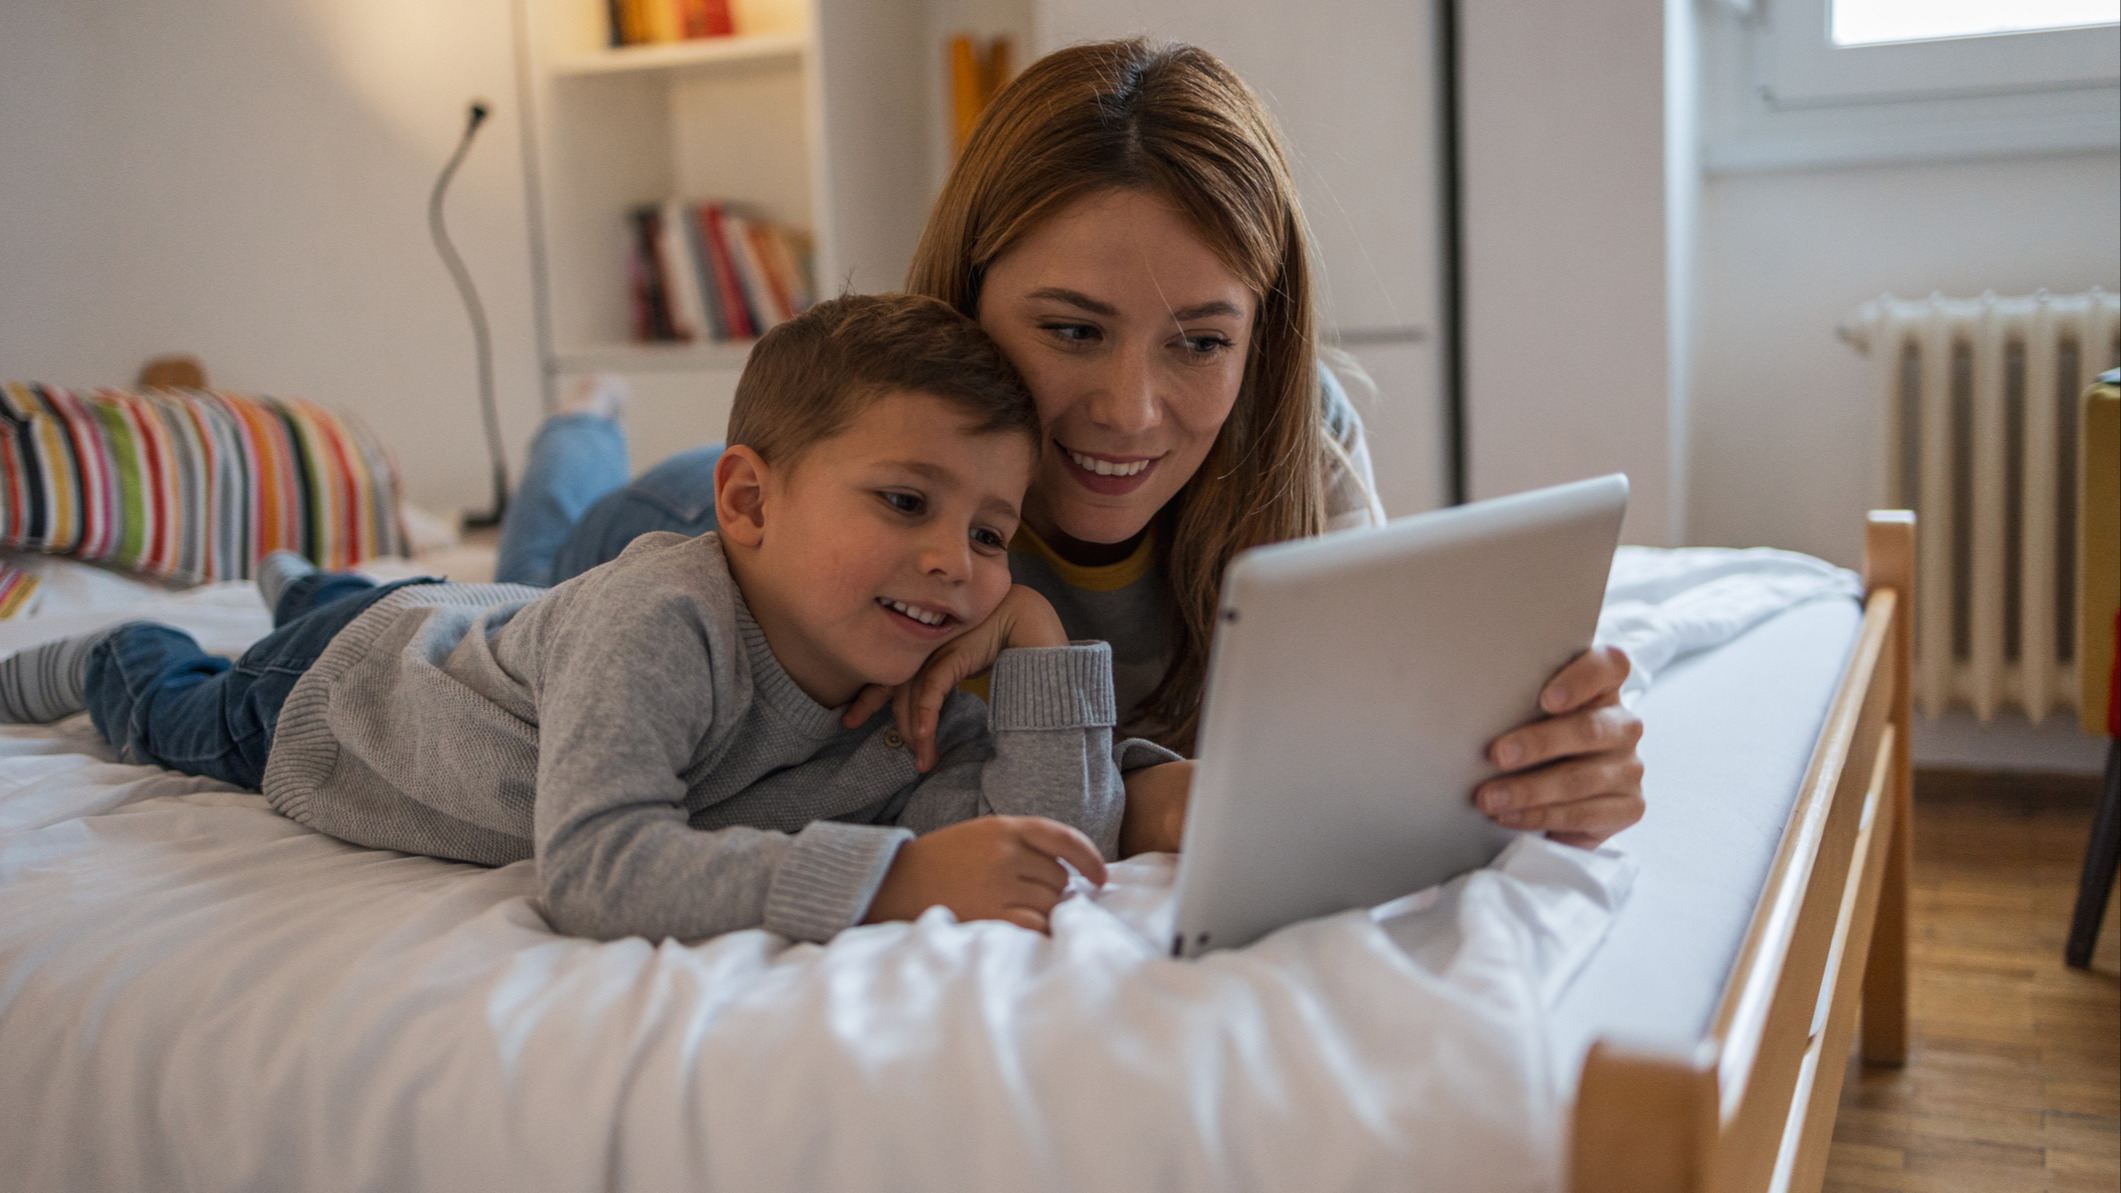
[1571,512,1915,1193]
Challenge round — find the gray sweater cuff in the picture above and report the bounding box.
[763,821,913,943]
[986,642,1115,731]
[1114,737,1184,773]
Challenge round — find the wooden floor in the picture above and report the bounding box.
[1824,768,2120,1192]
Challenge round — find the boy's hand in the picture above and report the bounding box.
[1476,646,1645,848]
[1119,760,1194,856]
[841,584,1069,771]
[863,815,1107,933]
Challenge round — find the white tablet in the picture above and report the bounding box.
[1168,474,1628,958]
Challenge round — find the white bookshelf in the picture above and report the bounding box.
[518,0,950,458]
[546,29,809,77]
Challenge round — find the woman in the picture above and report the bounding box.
[495,40,1644,854]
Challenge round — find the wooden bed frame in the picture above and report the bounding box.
[1570,510,1915,1193]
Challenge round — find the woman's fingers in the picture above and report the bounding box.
[1478,748,1644,816]
[1485,649,1648,847]
[1475,753,1644,850]
[1498,792,1644,842]
[1540,646,1630,714]
[1490,700,1641,771]
[1013,817,1108,887]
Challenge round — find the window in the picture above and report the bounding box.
[1762,0,2119,106]
[1831,0,2120,48]
[1700,0,2120,170]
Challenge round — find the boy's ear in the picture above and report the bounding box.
[714,445,771,548]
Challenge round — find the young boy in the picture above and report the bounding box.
[0,294,1178,942]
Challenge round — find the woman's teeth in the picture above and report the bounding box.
[1067,449,1150,478]
[883,598,948,626]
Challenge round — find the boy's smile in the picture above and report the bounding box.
[715,391,1039,709]
[877,596,960,632]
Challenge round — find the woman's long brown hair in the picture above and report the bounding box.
[906,39,1329,751]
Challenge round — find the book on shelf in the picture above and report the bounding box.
[697,204,756,340]
[608,0,735,47]
[626,207,677,342]
[657,199,709,342]
[628,201,816,345]
[948,34,1016,156]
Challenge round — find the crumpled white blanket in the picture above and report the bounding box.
[0,546,1858,1193]
[1598,546,1862,706]
[0,729,1628,1193]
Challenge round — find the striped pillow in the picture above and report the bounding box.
[0,382,406,585]
[0,561,35,619]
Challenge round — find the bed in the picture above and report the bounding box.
[0,514,1912,1193]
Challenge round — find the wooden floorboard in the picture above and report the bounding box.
[1824,768,2120,1193]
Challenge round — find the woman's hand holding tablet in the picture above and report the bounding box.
[1479,646,1645,847]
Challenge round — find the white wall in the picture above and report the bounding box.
[0,0,1451,521]
[1458,0,1676,546]
[1686,150,2121,569]
[0,0,541,517]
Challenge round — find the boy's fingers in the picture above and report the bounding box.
[1013,856,1071,899]
[890,680,925,768]
[916,651,958,711]
[1014,818,1108,887]
[843,684,892,728]
[999,906,1051,934]
[912,667,956,770]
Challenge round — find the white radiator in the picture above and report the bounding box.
[1842,289,2121,724]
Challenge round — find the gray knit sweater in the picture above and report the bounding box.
[261,532,1177,943]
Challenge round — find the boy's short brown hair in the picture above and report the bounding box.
[727,293,1039,466]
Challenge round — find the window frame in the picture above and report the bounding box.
[1760,0,2120,107]
[1699,0,2120,173]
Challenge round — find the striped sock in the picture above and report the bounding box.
[256,550,317,618]
[0,626,124,723]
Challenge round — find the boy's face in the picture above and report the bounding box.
[717,390,1037,708]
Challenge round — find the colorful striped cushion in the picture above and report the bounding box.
[0,562,36,620]
[0,382,405,585]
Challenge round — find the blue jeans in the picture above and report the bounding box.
[494,414,723,587]
[84,573,436,790]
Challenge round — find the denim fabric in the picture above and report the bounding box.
[548,443,724,586]
[273,569,390,627]
[84,575,436,789]
[494,413,631,586]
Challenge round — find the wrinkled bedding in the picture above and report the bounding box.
[0,548,1860,1192]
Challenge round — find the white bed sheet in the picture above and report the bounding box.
[1546,596,1864,1087]
[0,547,1861,1192]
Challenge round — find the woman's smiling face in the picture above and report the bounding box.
[976,188,1254,552]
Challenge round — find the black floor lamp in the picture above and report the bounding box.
[429,100,510,530]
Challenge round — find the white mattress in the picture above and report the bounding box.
[0,549,1863,1191]
[1545,596,1864,1084]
